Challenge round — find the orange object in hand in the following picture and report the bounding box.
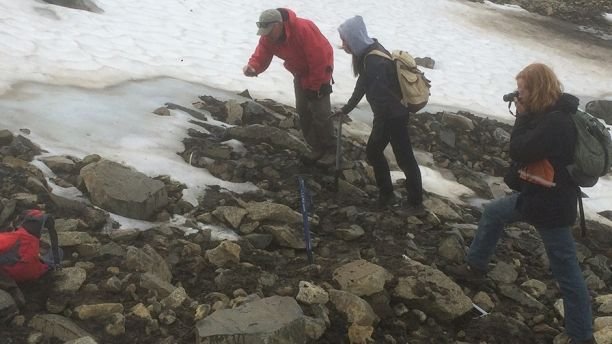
[519,159,556,188]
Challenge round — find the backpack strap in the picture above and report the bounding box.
[364,49,403,103]
[21,212,61,267]
[366,49,392,61]
[43,215,61,267]
[599,130,610,176]
[577,185,587,238]
[363,49,392,72]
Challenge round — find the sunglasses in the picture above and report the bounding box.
[256,21,278,29]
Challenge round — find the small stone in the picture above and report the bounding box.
[131,303,152,320]
[153,107,171,116]
[159,309,176,325]
[473,292,495,312]
[393,303,409,317]
[412,309,427,323]
[11,315,26,326]
[105,313,125,336]
[107,267,121,275]
[296,281,329,305]
[46,298,68,313]
[82,284,99,293]
[194,304,210,321]
[27,332,45,344]
[104,276,123,293]
[74,303,124,320]
[145,319,159,335]
[74,262,95,272]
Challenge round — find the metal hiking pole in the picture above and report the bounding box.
[330,111,343,191]
[297,175,314,264]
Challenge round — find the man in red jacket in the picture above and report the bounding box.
[244,8,336,165]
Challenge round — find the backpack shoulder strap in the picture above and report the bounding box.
[363,49,393,72]
[20,212,61,267]
[43,215,61,267]
[366,49,392,60]
[577,186,587,238]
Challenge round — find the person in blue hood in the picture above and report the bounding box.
[336,16,424,214]
[450,63,593,344]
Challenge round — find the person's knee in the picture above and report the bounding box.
[482,197,512,219]
[396,155,417,172]
[481,201,498,218]
[547,251,580,275]
[366,146,385,163]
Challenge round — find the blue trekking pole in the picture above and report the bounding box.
[297,175,314,264]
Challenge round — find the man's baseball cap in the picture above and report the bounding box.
[256,9,282,36]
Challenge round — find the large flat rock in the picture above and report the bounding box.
[195,296,306,344]
[80,159,168,220]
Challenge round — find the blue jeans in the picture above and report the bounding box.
[467,193,592,341]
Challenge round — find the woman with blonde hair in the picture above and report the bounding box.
[450,63,593,344]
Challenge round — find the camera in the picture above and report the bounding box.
[503,91,519,102]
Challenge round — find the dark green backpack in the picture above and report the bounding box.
[566,109,612,187]
[566,109,612,238]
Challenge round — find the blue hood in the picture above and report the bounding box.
[338,16,374,56]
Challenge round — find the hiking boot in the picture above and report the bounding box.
[301,149,335,167]
[300,151,322,166]
[555,333,595,344]
[316,152,336,167]
[446,263,496,293]
[568,338,595,344]
[377,192,397,208]
[445,263,487,282]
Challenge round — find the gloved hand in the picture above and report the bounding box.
[304,89,320,100]
[243,65,257,77]
[329,107,344,119]
[319,83,332,96]
[304,83,333,100]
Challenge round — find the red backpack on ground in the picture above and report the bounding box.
[0,210,60,282]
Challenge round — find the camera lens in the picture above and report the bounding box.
[503,91,519,102]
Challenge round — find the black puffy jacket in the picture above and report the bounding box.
[509,93,578,228]
[341,41,408,121]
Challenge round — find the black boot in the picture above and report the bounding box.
[377,192,397,208]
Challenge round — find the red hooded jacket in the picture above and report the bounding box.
[247,8,334,92]
[0,228,48,282]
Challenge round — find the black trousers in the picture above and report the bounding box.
[366,115,423,205]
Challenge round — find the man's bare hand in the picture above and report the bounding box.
[243,65,257,77]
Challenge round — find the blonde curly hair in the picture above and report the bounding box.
[516,63,563,114]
